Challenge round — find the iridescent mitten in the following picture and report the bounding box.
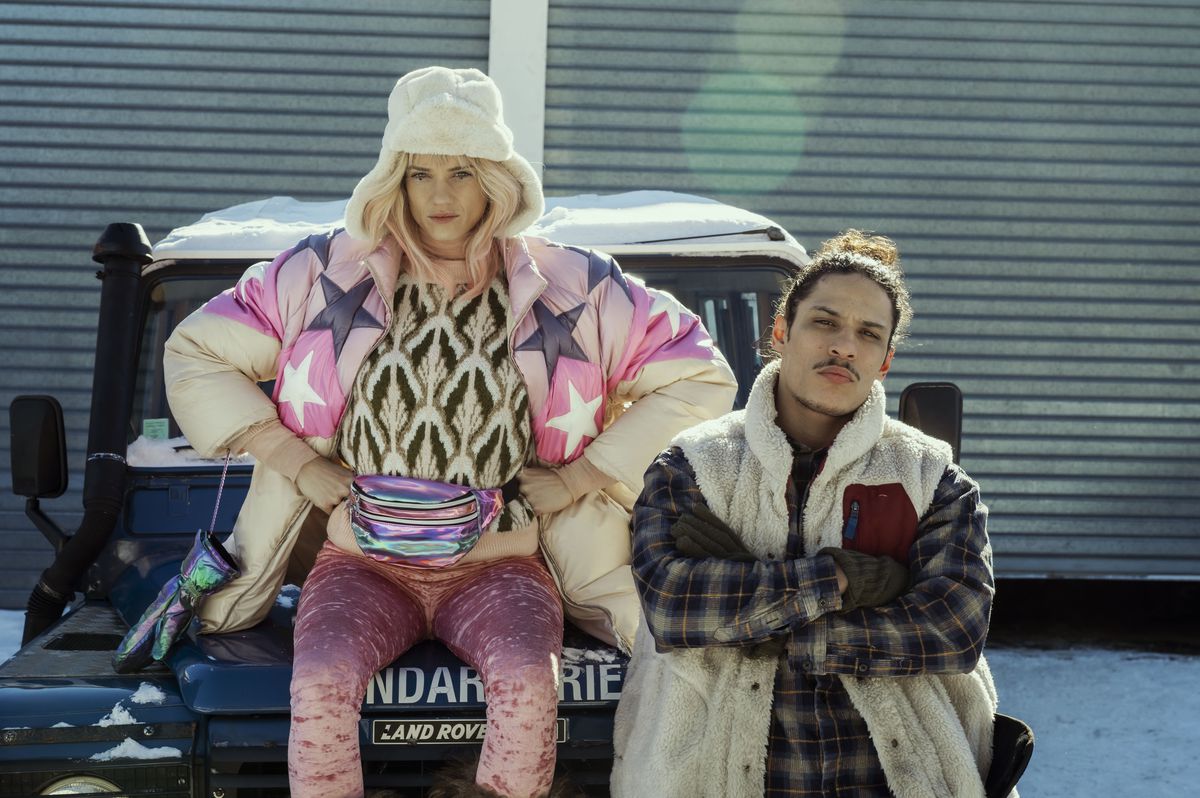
[112,530,239,673]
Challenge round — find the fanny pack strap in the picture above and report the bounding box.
[500,477,521,505]
[207,451,233,534]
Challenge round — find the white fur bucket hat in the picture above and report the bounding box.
[344,66,544,240]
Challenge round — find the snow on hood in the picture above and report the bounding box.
[95,702,138,727]
[529,191,792,246]
[129,682,169,705]
[151,191,795,260]
[152,196,348,261]
[90,737,183,762]
[561,645,622,664]
[126,435,254,468]
[275,583,301,610]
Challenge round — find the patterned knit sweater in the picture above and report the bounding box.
[327,260,539,564]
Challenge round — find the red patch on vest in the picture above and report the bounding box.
[840,483,917,564]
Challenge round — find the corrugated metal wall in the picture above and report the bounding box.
[543,0,1200,577]
[0,0,491,608]
[2,0,1197,609]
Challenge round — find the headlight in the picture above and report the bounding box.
[40,774,125,796]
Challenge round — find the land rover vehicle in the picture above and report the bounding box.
[3,192,839,796]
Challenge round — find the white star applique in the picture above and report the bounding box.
[278,351,326,428]
[545,382,603,459]
[649,290,683,336]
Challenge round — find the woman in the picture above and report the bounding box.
[115,66,736,797]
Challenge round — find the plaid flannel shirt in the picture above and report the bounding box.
[631,446,993,796]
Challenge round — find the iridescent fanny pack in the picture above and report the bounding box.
[348,475,505,568]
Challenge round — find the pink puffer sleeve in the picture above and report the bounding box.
[582,262,738,495]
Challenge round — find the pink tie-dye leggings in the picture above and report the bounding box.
[288,541,564,798]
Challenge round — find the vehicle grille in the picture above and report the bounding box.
[209,745,613,797]
[0,764,191,797]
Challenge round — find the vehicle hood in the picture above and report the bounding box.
[168,598,626,715]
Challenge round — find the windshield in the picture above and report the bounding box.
[127,260,789,464]
[624,262,788,408]
[130,272,257,464]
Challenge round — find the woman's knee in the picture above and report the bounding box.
[291,655,365,711]
[485,660,560,711]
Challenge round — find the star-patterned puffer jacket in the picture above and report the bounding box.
[163,228,737,649]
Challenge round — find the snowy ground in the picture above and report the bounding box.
[0,611,20,663]
[985,647,1198,796]
[1,610,1196,795]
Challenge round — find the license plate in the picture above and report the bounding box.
[372,717,569,745]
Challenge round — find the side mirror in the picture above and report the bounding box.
[10,395,68,498]
[898,382,962,464]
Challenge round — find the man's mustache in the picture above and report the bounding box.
[814,358,860,381]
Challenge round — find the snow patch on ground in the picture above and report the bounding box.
[0,610,22,664]
[129,682,168,705]
[89,737,182,762]
[988,646,1200,796]
[95,702,137,727]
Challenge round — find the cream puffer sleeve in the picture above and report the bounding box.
[163,246,320,462]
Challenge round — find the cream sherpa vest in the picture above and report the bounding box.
[613,361,1006,798]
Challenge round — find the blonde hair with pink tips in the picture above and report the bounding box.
[355,152,523,300]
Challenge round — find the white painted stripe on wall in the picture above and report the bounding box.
[488,0,549,177]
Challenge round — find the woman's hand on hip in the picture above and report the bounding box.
[518,467,574,515]
[295,458,353,513]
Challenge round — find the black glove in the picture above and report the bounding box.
[818,547,910,612]
[670,504,755,562]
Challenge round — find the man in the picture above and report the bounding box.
[612,231,1003,797]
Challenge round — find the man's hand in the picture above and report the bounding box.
[671,504,755,562]
[295,457,353,513]
[818,547,910,611]
[518,467,574,515]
